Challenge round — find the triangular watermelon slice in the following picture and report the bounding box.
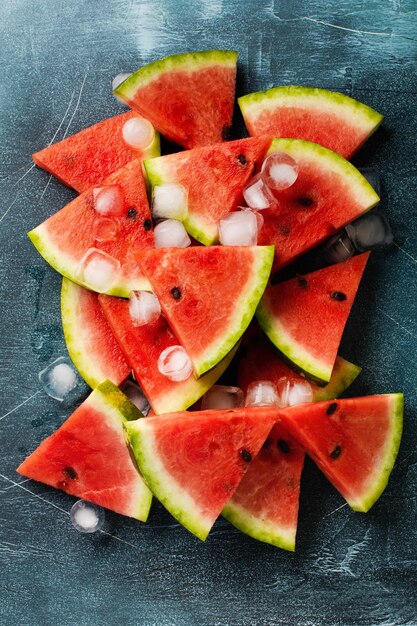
[17,380,152,520]
[256,253,370,385]
[99,294,239,415]
[138,245,274,377]
[28,159,153,297]
[239,86,383,158]
[144,136,272,245]
[32,111,160,193]
[277,394,403,512]
[61,278,130,388]
[114,50,237,149]
[125,407,277,540]
[257,139,379,271]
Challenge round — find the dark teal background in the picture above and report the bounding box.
[1,1,416,624]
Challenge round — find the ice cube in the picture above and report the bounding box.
[112,72,132,100]
[121,380,150,415]
[201,385,244,410]
[243,173,275,210]
[153,219,191,249]
[152,183,188,220]
[276,377,313,408]
[39,356,80,402]
[218,209,258,246]
[93,217,120,242]
[323,232,357,265]
[78,248,121,293]
[122,117,155,150]
[70,499,105,534]
[129,290,161,326]
[261,152,298,191]
[245,381,279,407]
[93,185,125,217]
[345,212,394,251]
[157,346,193,382]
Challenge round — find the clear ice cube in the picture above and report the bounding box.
[157,346,193,382]
[121,380,150,415]
[276,377,313,408]
[201,385,244,410]
[39,356,81,402]
[129,290,161,326]
[93,185,125,218]
[78,248,121,293]
[245,380,279,407]
[323,232,357,265]
[153,219,191,249]
[218,209,258,246]
[93,217,120,242]
[345,212,394,251]
[70,499,105,534]
[152,183,188,220]
[243,173,275,210]
[122,117,155,150]
[261,152,298,190]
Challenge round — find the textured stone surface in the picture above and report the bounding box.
[0,1,416,624]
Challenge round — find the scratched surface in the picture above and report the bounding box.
[1,0,416,624]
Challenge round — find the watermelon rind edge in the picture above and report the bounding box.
[312,358,362,401]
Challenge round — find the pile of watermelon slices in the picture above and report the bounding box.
[19,49,404,551]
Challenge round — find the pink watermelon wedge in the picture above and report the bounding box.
[61,278,130,388]
[138,245,274,377]
[256,253,370,385]
[278,394,403,512]
[239,86,383,158]
[257,139,379,271]
[17,380,152,520]
[32,111,160,193]
[114,50,237,149]
[99,294,238,415]
[125,407,277,540]
[28,159,153,297]
[144,136,272,245]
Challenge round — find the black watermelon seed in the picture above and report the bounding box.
[280,225,291,236]
[240,449,252,462]
[127,208,137,219]
[298,197,314,207]
[143,218,152,231]
[331,291,347,301]
[171,287,181,300]
[326,402,338,416]
[262,438,272,449]
[297,275,308,288]
[330,445,342,459]
[237,154,247,165]
[64,467,77,480]
[277,439,290,454]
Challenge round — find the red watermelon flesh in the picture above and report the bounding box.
[114,50,237,149]
[61,278,130,388]
[99,294,238,415]
[277,394,403,512]
[125,407,277,540]
[17,380,152,520]
[144,136,273,245]
[28,159,154,297]
[33,111,160,193]
[256,253,370,385]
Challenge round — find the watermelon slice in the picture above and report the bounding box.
[257,138,379,271]
[114,50,237,149]
[32,111,160,193]
[256,253,370,385]
[61,278,130,388]
[125,407,277,540]
[277,394,403,512]
[17,380,152,520]
[144,136,272,245]
[99,294,239,415]
[28,159,153,297]
[138,245,274,377]
[239,86,383,158]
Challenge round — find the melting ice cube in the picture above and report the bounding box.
[261,152,298,191]
[345,212,394,251]
[157,346,193,382]
[276,377,313,408]
[121,380,150,415]
[322,232,357,265]
[245,381,279,407]
[243,173,275,210]
[39,356,81,402]
[122,117,155,150]
[70,499,105,534]
[153,219,191,249]
[93,217,120,242]
[218,209,258,246]
[201,385,244,410]
[78,248,121,293]
[129,290,161,326]
[112,72,132,102]
[152,183,188,220]
[93,185,125,218]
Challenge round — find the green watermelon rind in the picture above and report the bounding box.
[125,418,212,540]
[312,358,362,401]
[114,50,238,102]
